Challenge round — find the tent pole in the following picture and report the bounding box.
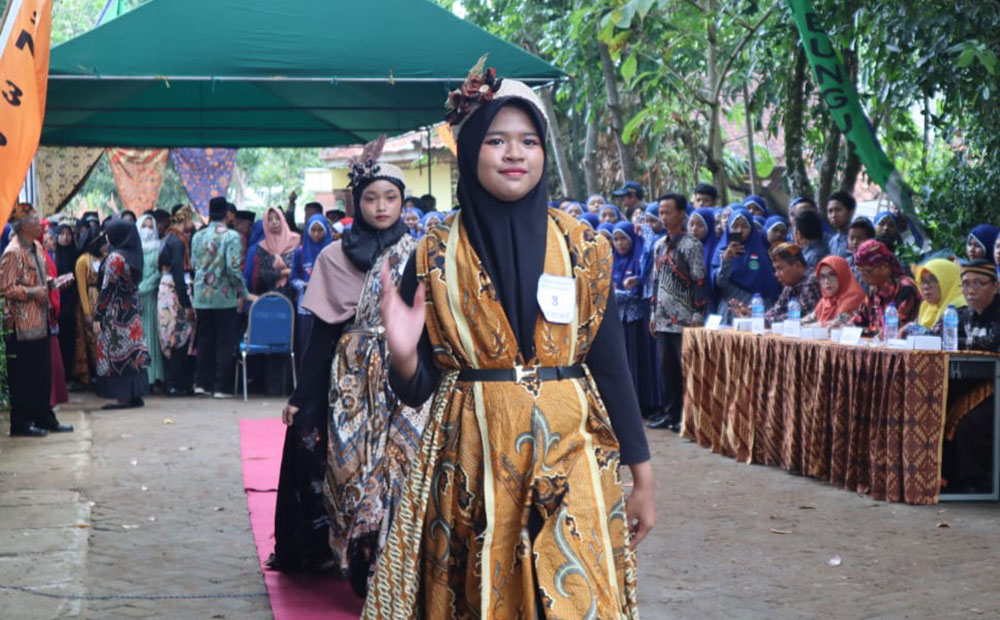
[47,75,560,85]
[427,127,432,197]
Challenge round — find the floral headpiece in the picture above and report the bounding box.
[445,55,548,142]
[347,135,405,191]
[445,54,503,127]
[171,205,195,225]
[10,202,35,223]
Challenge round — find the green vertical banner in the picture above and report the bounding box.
[787,0,914,213]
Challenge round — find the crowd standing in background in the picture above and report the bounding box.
[3,87,999,614]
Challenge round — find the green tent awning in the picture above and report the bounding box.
[43,0,563,147]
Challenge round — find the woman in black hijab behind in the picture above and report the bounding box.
[54,224,81,388]
[93,218,150,409]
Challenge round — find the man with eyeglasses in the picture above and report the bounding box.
[941,259,1000,493]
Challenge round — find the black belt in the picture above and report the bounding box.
[458,365,585,383]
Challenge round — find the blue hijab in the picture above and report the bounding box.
[743,195,769,217]
[421,211,443,229]
[599,204,624,223]
[0,224,10,256]
[597,222,616,239]
[690,208,718,279]
[248,220,265,248]
[611,221,644,294]
[763,215,789,246]
[578,212,600,230]
[712,208,780,299]
[969,224,999,262]
[298,214,332,280]
[404,207,424,238]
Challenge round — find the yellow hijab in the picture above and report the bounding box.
[915,259,967,328]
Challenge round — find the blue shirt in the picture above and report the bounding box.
[828,231,850,258]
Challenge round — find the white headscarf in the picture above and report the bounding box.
[136,214,161,254]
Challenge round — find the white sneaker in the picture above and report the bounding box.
[212,392,233,399]
[193,387,208,396]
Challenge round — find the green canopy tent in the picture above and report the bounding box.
[42,0,563,147]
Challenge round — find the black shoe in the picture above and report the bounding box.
[10,425,48,437]
[131,397,145,407]
[646,414,671,429]
[667,421,681,433]
[37,423,74,433]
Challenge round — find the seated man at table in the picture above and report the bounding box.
[849,239,920,338]
[730,243,820,324]
[941,259,1000,492]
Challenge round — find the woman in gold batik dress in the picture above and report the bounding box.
[366,61,656,619]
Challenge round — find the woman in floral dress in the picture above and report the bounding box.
[94,218,150,409]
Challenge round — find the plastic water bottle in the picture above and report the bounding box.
[884,302,899,341]
[785,297,801,337]
[751,293,765,334]
[943,305,959,352]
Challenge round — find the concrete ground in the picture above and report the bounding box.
[1,391,998,619]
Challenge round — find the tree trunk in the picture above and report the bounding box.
[840,142,862,192]
[816,115,841,207]
[783,46,813,200]
[705,0,728,203]
[539,85,576,198]
[597,42,636,182]
[743,81,759,195]
[582,103,600,196]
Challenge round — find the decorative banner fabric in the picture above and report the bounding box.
[107,147,168,214]
[0,0,53,229]
[787,0,914,215]
[681,328,951,505]
[35,146,102,215]
[170,147,238,215]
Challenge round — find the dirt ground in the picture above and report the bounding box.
[1,391,998,619]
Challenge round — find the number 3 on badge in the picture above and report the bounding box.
[537,274,575,324]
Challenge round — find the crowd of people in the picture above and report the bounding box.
[1,58,995,615]
[551,180,997,493]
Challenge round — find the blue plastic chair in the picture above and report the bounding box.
[234,292,296,401]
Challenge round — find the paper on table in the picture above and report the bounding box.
[839,327,864,346]
[705,315,723,330]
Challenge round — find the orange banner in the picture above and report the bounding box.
[0,0,52,229]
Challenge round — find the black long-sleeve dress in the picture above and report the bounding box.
[270,316,347,572]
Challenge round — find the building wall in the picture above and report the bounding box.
[303,157,455,212]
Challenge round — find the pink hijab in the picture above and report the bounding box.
[260,207,301,256]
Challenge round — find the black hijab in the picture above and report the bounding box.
[54,224,79,276]
[104,218,143,281]
[341,178,408,272]
[456,98,549,362]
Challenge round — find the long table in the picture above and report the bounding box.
[680,328,1000,505]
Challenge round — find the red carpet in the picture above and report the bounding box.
[239,418,363,620]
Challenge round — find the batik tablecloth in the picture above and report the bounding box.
[681,328,952,505]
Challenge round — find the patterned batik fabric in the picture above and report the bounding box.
[364,209,639,620]
[157,274,194,355]
[170,148,238,216]
[681,328,951,505]
[324,234,429,590]
[106,148,169,214]
[35,147,103,215]
[94,253,150,377]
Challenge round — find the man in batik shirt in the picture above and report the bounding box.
[648,193,707,431]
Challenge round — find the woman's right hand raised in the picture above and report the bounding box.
[380,261,426,382]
